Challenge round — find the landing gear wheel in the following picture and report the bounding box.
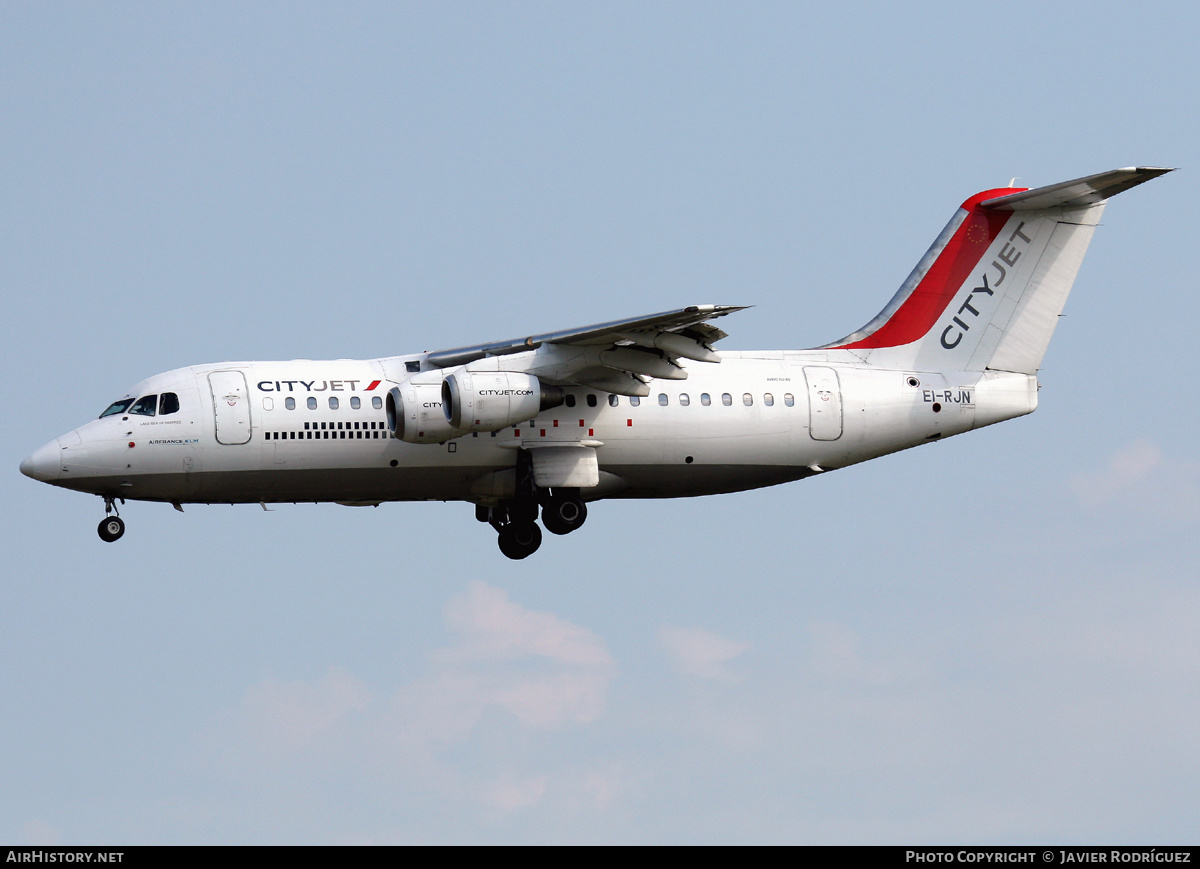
[98,516,125,542]
[542,495,587,535]
[497,520,542,560]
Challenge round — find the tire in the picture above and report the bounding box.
[497,520,542,559]
[542,495,587,535]
[97,516,125,542]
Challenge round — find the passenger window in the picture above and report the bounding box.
[285,397,296,410]
[658,394,669,406]
[586,394,597,408]
[100,398,135,418]
[608,395,619,407]
[784,393,795,407]
[329,397,339,410]
[630,396,641,407]
[351,396,361,410]
[701,393,711,406]
[764,393,774,406]
[158,393,180,415]
[262,398,274,411]
[743,393,753,406]
[129,395,157,416]
[372,396,383,409]
[679,393,690,406]
[307,397,317,410]
[722,393,732,406]
[565,395,577,408]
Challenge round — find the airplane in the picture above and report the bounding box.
[20,167,1171,559]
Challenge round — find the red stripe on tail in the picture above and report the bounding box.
[834,187,1024,350]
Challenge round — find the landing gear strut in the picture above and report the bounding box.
[479,449,544,559]
[97,496,125,542]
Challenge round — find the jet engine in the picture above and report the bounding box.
[386,383,460,443]
[442,370,564,433]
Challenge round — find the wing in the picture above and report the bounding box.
[423,305,748,396]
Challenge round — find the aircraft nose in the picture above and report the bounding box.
[20,439,63,482]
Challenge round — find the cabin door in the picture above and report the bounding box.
[208,370,252,445]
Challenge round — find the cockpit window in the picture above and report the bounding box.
[99,398,135,418]
[129,395,158,416]
[159,392,180,415]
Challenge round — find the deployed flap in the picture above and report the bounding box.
[529,446,599,488]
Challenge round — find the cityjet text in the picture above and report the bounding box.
[257,380,382,393]
[941,220,1033,350]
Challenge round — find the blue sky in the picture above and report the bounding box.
[3,1,1197,844]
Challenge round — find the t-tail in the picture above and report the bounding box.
[822,167,1173,374]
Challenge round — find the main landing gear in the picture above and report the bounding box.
[475,452,589,559]
[97,496,125,542]
[476,490,588,560]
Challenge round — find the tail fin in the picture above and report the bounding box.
[822,167,1172,373]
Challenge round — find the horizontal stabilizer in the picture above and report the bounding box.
[982,167,1173,211]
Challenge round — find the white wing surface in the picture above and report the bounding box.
[423,305,748,395]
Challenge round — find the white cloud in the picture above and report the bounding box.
[805,620,894,684]
[658,624,749,681]
[387,581,618,743]
[477,774,551,812]
[200,581,617,818]
[21,819,59,845]
[1071,439,1162,505]
[1069,440,1200,519]
[438,580,615,668]
[234,666,370,755]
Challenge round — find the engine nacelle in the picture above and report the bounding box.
[442,370,564,432]
[386,384,461,444]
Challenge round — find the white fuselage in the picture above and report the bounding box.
[29,350,1037,507]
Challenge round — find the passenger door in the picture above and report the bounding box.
[804,366,843,441]
[208,370,252,445]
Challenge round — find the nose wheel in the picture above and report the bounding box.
[97,496,125,542]
[98,516,126,542]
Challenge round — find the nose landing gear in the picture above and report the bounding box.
[97,497,125,542]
